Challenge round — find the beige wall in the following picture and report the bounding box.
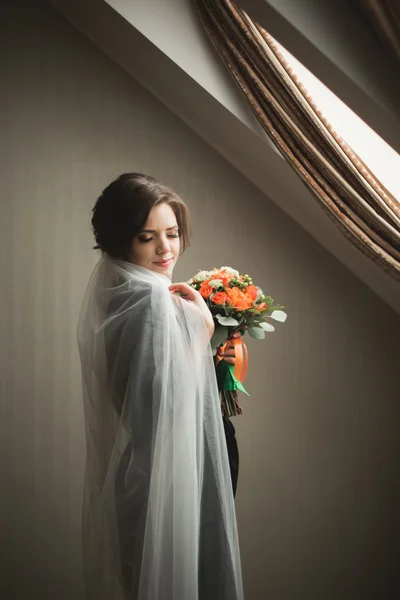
[1,1,399,599]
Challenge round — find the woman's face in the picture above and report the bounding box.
[130,203,180,279]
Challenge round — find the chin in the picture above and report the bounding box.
[152,262,174,278]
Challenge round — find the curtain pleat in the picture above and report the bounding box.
[194,0,400,280]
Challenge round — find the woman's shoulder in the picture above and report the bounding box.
[106,281,152,314]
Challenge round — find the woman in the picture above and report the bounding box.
[77,173,244,600]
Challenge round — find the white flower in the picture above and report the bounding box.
[209,279,224,289]
[219,266,239,277]
[194,270,212,282]
[256,287,264,300]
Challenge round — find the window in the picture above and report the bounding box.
[275,39,400,203]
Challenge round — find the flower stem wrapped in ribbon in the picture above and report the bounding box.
[215,334,249,417]
[187,266,287,417]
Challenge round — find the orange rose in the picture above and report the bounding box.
[255,302,268,312]
[245,285,258,301]
[199,282,213,298]
[236,299,254,311]
[225,287,240,303]
[226,287,253,310]
[212,292,229,305]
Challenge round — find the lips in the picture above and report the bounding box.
[153,258,172,268]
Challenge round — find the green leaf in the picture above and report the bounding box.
[270,310,287,323]
[264,296,273,305]
[248,327,266,339]
[259,321,275,332]
[216,315,239,326]
[210,325,228,351]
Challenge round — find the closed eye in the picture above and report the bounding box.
[138,234,179,243]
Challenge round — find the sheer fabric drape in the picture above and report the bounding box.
[77,256,244,600]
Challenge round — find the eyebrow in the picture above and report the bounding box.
[139,225,179,233]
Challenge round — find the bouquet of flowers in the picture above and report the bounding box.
[187,266,287,417]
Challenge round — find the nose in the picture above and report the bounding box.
[156,235,172,255]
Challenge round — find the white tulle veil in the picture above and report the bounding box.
[77,255,244,600]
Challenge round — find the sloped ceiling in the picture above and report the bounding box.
[46,0,400,314]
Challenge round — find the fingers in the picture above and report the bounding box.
[169,285,186,296]
[168,282,198,301]
[168,282,192,292]
[218,342,234,354]
[221,344,235,364]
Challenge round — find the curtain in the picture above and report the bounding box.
[193,0,400,281]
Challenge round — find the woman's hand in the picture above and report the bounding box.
[216,331,240,364]
[217,343,236,364]
[168,282,215,340]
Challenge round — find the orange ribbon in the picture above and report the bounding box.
[215,336,249,383]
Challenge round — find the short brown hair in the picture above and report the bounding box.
[91,173,192,260]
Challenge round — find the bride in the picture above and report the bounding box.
[77,173,244,600]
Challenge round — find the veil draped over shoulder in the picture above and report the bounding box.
[77,256,244,600]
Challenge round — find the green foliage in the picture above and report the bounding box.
[248,327,266,339]
[216,315,239,326]
[210,325,228,353]
[270,310,287,322]
[259,321,275,332]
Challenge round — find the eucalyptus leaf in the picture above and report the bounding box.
[216,315,239,326]
[248,327,266,339]
[210,325,228,350]
[270,310,287,322]
[259,322,275,332]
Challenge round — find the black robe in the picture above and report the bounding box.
[222,416,239,497]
